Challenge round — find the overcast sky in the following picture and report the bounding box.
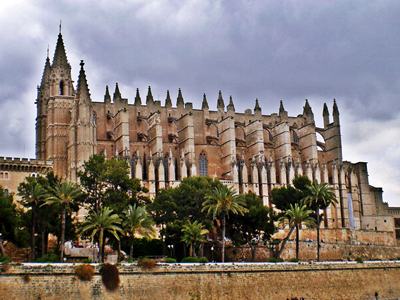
[0,0,399,205]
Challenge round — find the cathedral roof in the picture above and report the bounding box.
[52,32,70,68]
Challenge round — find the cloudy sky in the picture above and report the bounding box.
[0,0,399,205]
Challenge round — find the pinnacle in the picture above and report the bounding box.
[279,100,286,114]
[217,90,224,109]
[323,102,329,116]
[52,32,69,68]
[227,96,235,111]
[177,88,184,107]
[40,56,51,87]
[202,93,209,110]
[303,99,313,116]
[76,60,90,99]
[165,90,172,107]
[333,98,339,115]
[146,86,154,104]
[113,82,121,100]
[254,98,261,112]
[104,85,111,102]
[134,88,142,105]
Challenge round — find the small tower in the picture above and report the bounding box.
[113,83,122,101]
[176,88,184,108]
[323,102,330,127]
[146,86,154,105]
[201,93,209,110]
[134,88,142,106]
[217,90,225,113]
[333,99,340,125]
[227,96,235,113]
[303,99,314,123]
[279,100,288,118]
[254,98,261,116]
[165,90,172,108]
[104,85,111,103]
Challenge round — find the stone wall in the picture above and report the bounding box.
[1,262,400,299]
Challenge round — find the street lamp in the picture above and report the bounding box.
[211,246,214,262]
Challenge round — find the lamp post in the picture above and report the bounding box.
[167,244,174,257]
[211,246,214,262]
[0,233,4,257]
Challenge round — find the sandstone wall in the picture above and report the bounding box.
[1,262,400,300]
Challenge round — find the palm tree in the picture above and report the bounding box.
[181,220,209,257]
[202,185,248,262]
[123,204,156,259]
[18,177,47,260]
[80,206,123,262]
[279,203,314,260]
[43,181,82,261]
[304,182,337,261]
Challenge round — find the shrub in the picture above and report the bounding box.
[266,257,284,263]
[288,258,299,262]
[164,257,177,263]
[0,263,10,273]
[82,258,92,263]
[0,256,11,264]
[137,257,157,269]
[355,257,364,264]
[181,256,208,263]
[34,253,59,262]
[75,264,95,281]
[100,264,120,291]
[22,274,31,283]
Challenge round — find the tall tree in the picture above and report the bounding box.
[228,193,276,261]
[80,207,123,262]
[279,203,314,260]
[123,204,156,259]
[18,177,47,260]
[43,181,82,261]
[304,182,337,261]
[181,220,209,257]
[202,185,248,262]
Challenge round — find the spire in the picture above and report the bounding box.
[227,96,235,112]
[113,82,121,100]
[176,88,184,107]
[217,90,225,110]
[254,98,261,113]
[52,29,69,68]
[323,102,329,116]
[134,88,142,105]
[146,86,154,104]
[165,90,172,108]
[202,93,209,110]
[279,100,286,115]
[333,99,339,116]
[40,55,51,87]
[104,85,111,102]
[303,99,313,116]
[333,98,340,125]
[76,60,90,99]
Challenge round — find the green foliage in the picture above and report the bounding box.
[355,257,364,263]
[120,238,163,259]
[181,220,209,257]
[288,258,300,262]
[271,176,311,212]
[79,154,147,214]
[265,257,284,263]
[0,256,11,263]
[100,263,120,291]
[164,257,177,263]
[304,182,337,211]
[181,256,208,263]
[80,207,123,262]
[75,264,95,281]
[228,193,276,246]
[34,252,59,262]
[0,187,21,244]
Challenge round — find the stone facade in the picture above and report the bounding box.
[1,29,399,242]
[1,262,400,299]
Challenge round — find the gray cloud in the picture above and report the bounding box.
[0,0,399,204]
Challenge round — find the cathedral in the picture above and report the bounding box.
[1,29,399,244]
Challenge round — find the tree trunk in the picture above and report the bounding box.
[0,239,5,256]
[99,229,104,263]
[41,230,46,257]
[317,211,320,261]
[189,243,193,257]
[275,225,295,258]
[295,224,299,260]
[130,241,134,259]
[31,206,36,260]
[60,208,66,262]
[221,214,226,263]
[251,245,257,262]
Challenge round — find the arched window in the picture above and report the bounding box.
[199,151,208,176]
[59,80,65,95]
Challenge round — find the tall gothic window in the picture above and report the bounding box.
[199,151,208,176]
[59,80,65,95]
